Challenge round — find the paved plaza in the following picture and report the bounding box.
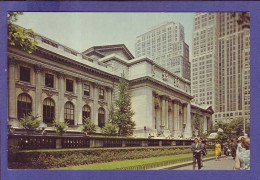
[173,156,235,170]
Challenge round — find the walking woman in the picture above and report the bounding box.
[215,141,221,161]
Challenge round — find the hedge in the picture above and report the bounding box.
[9,146,192,169]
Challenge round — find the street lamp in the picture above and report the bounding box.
[144,126,146,138]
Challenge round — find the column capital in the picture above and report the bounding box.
[8,58,18,66]
[34,64,44,74]
[76,77,82,83]
[56,72,65,79]
[105,86,113,91]
[92,82,100,88]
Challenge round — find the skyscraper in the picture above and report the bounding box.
[135,22,190,80]
[191,12,250,124]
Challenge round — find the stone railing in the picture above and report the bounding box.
[7,133,214,150]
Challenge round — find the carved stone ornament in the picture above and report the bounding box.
[99,100,106,107]
[85,99,90,104]
[46,90,53,97]
[151,64,155,77]
[21,84,30,93]
[162,71,168,81]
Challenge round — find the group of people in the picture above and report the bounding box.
[191,136,250,170]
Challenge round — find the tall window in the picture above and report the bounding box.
[17,93,32,120]
[83,84,90,96]
[20,66,30,83]
[66,79,73,92]
[98,108,105,128]
[43,98,55,125]
[82,105,91,123]
[64,101,74,125]
[45,73,54,88]
[99,88,104,99]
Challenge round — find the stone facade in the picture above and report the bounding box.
[8,31,213,138]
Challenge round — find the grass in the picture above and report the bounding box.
[54,151,215,170]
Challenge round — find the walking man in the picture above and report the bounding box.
[191,137,202,170]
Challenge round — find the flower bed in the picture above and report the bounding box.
[8,146,192,169]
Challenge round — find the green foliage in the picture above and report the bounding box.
[193,112,203,137]
[101,123,118,136]
[111,77,136,136]
[214,118,250,141]
[207,119,214,135]
[216,132,229,144]
[81,117,96,134]
[19,113,40,131]
[8,146,192,169]
[53,121,68,136]
[8,12,38,54]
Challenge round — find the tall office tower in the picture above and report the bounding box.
[191,13,219,112]
[135,22,190,80]
[191,12,250,124]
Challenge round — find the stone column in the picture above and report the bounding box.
[8,59,17,120]
[77,78,83,125]
[152,91,156,129]
[185,103,192,138]
[173,100,178,133]
[57,73,65,122]
[161,96,166,127]
[204,116,208,134]
[106,87,112,123]
[165,98,169,129]
[34,65,43,120]
[93,82,99,125]
[168,103,173,132]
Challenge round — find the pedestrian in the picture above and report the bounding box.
[231,138,238,160]
[191,137,202,170]
[199,139,207,167]
[233,138,250,170]
[215,141,221,161]
[236,136,246,156]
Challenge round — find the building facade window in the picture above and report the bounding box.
[99,88,104,99]
[43,98,55,125]
[66,79,73,92]
[64,101,74,125]
[82,105,91,123]
[98,108,105,128]
[45,73,54,88]
[83,84,90,96]
[20,66,30,83]
[17,93,32,120]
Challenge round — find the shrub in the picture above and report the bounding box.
[8,146,194,169]
[81,117,96,134]
[53,121,68,136]
[101,123,118,136]
[20,113,40,133]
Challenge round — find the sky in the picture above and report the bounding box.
[15,12,195,56]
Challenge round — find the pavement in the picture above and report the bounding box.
[151,155,235,170]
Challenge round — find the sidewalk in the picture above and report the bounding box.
[150,156,226,170]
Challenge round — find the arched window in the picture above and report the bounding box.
[64,101,74,126]
[98,108,105,128]
[17,93,32,120]
[43,98,55,125]
[82,105,91,123]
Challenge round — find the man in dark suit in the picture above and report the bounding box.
[191,137,203,170]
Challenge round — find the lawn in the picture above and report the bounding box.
[55,151,215,170]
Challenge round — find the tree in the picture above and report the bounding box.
[231,12,250,29]
[20,113,40,134]
[53,121,68,136]
[81,117,96,134]
[8,12,38,54]
[216,132,229,144]
[101,123,118,136]
[111,77,136,136]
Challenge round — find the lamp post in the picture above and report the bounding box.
[144,126,146,138]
